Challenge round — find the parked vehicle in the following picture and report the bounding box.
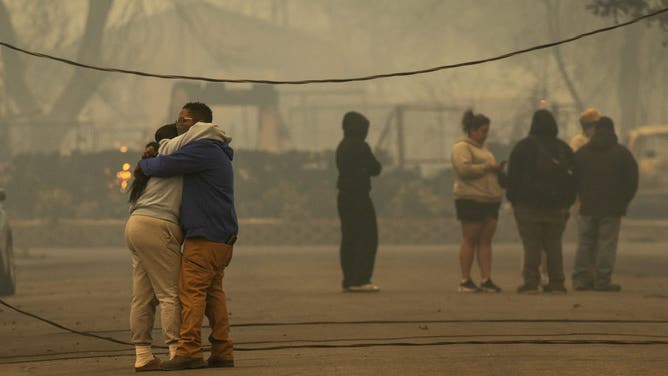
[0,188,15,296]
[626,125,668,218]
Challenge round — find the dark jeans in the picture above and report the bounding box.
[572,216,621,288]
[514,205,569,286]
[338,191,378,288]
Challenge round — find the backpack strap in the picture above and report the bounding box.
[533,138,573,176]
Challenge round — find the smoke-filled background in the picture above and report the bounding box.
[0,0,667,236]
[4,2,668,374]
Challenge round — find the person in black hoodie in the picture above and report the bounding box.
[336,111,382,292]
[572,116,638,292]
[507,109,576,294]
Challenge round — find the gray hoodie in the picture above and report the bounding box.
[129,122,231,223]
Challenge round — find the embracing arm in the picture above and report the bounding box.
[139,141,219,177]
[158,122,231,156]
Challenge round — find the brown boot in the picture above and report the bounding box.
[161,356,207,371]
[207,357,235,368]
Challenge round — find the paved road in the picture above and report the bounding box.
[2,242,668,375]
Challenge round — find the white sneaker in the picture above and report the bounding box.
[346,283,380,292]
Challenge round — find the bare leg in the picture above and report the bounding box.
[477,218,498,280]
[459,222,483,280]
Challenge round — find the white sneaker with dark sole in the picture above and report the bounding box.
[345,284,380,292]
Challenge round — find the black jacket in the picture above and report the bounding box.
[575,129,638,216]
[506,120,576,209]
[336,114,382,193]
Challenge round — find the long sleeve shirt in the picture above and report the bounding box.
[139,139,238,243]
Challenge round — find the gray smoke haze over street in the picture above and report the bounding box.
[1,2,668,374]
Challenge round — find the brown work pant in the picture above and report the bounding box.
[176,238,234,360]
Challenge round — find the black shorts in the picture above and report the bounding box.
[455,199,501,222]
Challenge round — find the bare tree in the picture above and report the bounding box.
[586,0,665,131]
[546,0,584,111]
[617,23,644,132]
[587,0,668,37]
[0,0,38,114]
[48,0,113,120]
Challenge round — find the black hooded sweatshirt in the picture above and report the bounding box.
[336,112,382,193]
[506,117,576,208]
[574,129,638,216]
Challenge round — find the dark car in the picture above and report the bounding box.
[0,188,15,296]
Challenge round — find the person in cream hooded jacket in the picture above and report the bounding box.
[451,110,504,294]
[125,120,230,371]
[452,138,504,203]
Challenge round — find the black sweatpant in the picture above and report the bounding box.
[337,192,378,288]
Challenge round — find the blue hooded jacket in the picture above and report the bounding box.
[138,139,238,243]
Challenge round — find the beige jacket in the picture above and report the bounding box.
[451,137,503,202]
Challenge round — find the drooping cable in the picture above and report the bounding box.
[0,7,666,84]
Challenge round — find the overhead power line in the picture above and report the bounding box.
[0,7,666,85]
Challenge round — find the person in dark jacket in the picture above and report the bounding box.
[507,109,575,294]
[139,102,238,370]
[336,111,382,292]
[572,116,638,292]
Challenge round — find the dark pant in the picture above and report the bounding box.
[572,216,621,288]
[338,192,378,288]
[514,205,569,286]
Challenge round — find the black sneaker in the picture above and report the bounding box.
[594,283,622,292]
[480,279,502,293]
[458,279,481,293]
[543,283,568,294]
[516,283,540,294]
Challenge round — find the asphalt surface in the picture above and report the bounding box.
[2,241,668,375]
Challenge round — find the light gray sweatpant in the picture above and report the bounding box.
[125,214,183,345]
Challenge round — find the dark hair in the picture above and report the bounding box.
[182,102,213,123]
[128,141,160,204]
[155,123,178,142]
[146,141,160,151]
[596,116,615,132]
[129,166,149,204]
[529,109,559,138]
[461,109,490,134]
